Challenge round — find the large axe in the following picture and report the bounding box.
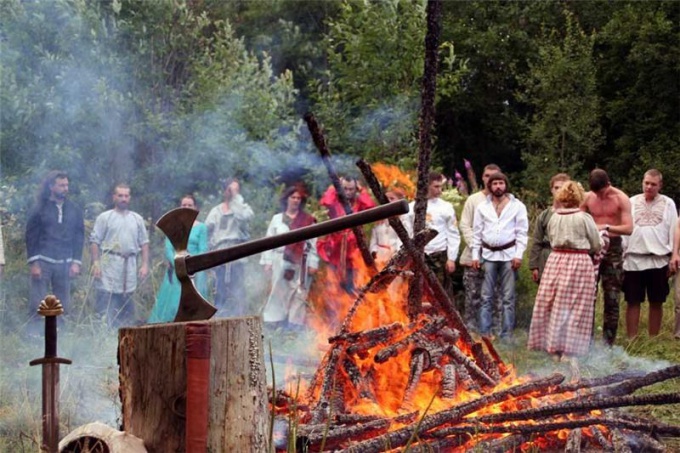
[157,200,409,322]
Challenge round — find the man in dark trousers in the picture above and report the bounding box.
[26,170,84,324]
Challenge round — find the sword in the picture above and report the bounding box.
[29,295,72,453]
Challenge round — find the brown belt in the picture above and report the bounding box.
[553,248,589,254]
[482,240,516,252]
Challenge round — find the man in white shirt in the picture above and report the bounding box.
[459,163,500,331]
[471,172,528,339]
[670,218,680,339]
[406,172,461,293]
[623,169,677,338]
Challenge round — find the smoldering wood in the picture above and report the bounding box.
[329,322,403,345]
[454,364,481,393]
[303,112,376,271]
[333,373,565,453]
[565,428,583,453]
[611,428,634,453]
[297,417,391,451]
[425,416,679,439]
[373,316,446,364]
[406,435,466,453]
[342,356,376,401]
[117,317,268,452]
[446,343,497,388]
[553,370,647,394]
[463,433,528,453]
[597,364,680,397]
[401,350,427,407]
[589,425,614,451]
[470,392,680,425]
[481,335,508,376]
[439,363,456,399]
[309,345,345,424]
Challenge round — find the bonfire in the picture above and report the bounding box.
[268,161,680,453]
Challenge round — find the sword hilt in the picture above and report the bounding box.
[29,296,72,366]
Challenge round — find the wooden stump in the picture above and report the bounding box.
[118,316,269,452]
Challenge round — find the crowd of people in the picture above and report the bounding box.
[4,167,680,359]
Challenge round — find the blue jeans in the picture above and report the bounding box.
[479,260,516,338]
[214,261,246,317]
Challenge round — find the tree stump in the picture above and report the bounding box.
[118,316,269,452]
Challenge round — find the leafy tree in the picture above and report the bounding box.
[518,9,603,203]
[595,1,680,199]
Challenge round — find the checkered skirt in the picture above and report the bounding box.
[528,251,597,356]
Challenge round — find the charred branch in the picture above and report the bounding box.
[470,392,680,425]
[446,344,497,388]
[597,364,680,397]
[334,373,565,453]
[553,370,647,394]
[304,113,376,271]
[342,356,376,402]
[439,363,456,399]
[373,316,446,364]
[401,350,427,408]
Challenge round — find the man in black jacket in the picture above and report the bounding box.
[26,170,84,320]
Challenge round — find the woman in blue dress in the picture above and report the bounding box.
[148,194,209,323]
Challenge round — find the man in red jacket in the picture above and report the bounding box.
[317,176,376,294]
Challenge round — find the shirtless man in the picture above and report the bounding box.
[581,169,633,345]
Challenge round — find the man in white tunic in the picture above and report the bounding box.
[406,172,461,295]
[471,172,528,340]
[623,169,677,338]
[90,184,149,327]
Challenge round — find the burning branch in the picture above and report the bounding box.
[303,112,376,271]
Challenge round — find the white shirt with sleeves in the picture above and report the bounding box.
[623,194,677,271]
[471,194,529,262]
[406,198,461,262]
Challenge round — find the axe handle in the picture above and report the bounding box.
[185,200,409,276]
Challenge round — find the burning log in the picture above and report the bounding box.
[439,363,457,399]
[470,392,680,425]
[309,346,345,424]
[454,364,481,393]
[373,316,446,363]
[329,322,403,347]
[446,343,498,388]
[342,356,376,401]
[304,112,376,271]
[565,427,583,453]
[401,350,427,407]
[334,373,565,453]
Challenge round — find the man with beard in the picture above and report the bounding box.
[90,183,149,327]
[581,169,633,345]
[317,176,376,294]
[205,178,254,316]
[471,172,528,340]
[26,170,84,325]
[459,163,501,332]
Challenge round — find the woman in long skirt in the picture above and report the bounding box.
[260,186,318,330]
[528,181,602,361]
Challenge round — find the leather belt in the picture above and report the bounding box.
[482,240,516,252]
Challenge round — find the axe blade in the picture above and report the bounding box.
[156,207,217,322]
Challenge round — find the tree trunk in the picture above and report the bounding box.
[118,317,269,452]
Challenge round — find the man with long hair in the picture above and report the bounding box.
[26,170,84,325]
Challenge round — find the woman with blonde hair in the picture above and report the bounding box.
[528,181,602,363]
